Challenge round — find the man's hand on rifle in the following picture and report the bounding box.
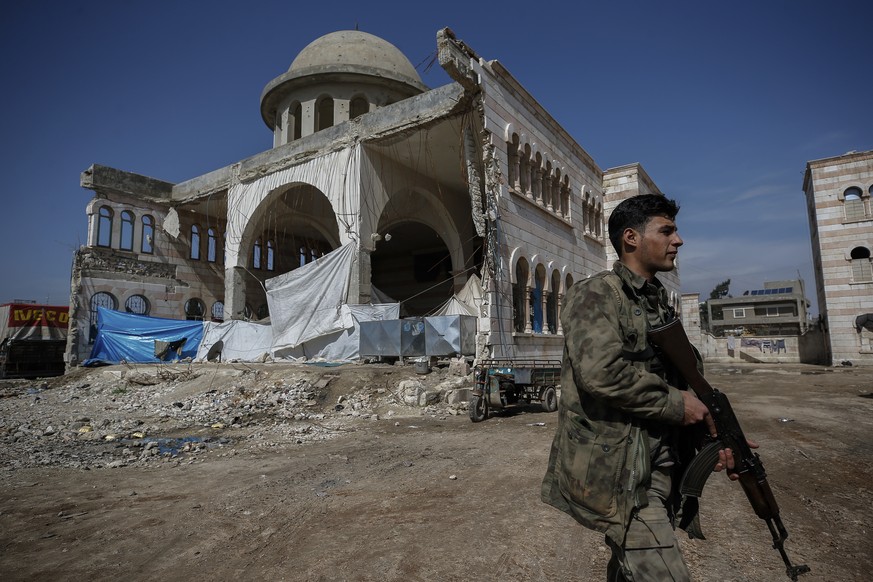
[679,391,761,481]
[714,442,760,481]
[680,390,717,436]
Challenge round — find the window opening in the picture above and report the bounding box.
[350,96,369,119]
[292,103,302,140]
[851,246,873,282]
[125,294,149,315]
[253,239,262,269]
[97,206,113,247]
[120,210,134,251]
[316,97,334,131]
[211,301,224,321]
[844,187,866,221]
[141,215,154,254]
[190,225,201,260]
[89,292,117,343]
[185,298,205,321]
[207,228,217,262]
[266,240,275,271]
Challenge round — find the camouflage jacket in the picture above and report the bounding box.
[541,262,686,546]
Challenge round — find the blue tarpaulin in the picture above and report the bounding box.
[84,307,204,365]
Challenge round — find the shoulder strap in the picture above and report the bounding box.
[601,271,625,309]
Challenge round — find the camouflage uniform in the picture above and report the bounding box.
[541,262,696,581]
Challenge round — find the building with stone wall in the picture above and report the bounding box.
[66,28,682,365]
[706,279,810,337]
[803,149,873,366]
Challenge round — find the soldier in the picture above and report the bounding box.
[541,194,738,581]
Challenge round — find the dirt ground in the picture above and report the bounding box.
[1,360,871,581]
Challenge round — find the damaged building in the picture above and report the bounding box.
[66,28,681,366]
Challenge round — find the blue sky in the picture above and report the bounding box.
[1,1,871,314]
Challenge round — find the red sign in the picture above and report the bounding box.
[5,304,69,328]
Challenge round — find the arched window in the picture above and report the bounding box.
[844,187,866,221]
[291,102,302,140]
[120,210,134,251]
[243,304,254,320]
[257,304,270,320]
[513,258,530,333]
[207,228,217,262]
[532,264,546,333]
[266,240,275,271]
[89,292,117,343]
[185,298,205,321]
[97,206,113,247]
[507,133,520,191]
[211,301,224,321]
[125,294,149,315]
[190,225,201,260]
[851,246,872,283]
[316,96,334,131]
[300,246,307,267]
[253,239,262,269]
[350,96,369,120]
[141,215,155,254]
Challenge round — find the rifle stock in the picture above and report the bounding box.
[648,318,810,581]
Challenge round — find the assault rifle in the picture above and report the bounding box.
[648,318,810,581]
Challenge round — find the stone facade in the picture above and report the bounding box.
[803,150,873,366]
[66,28,681,365]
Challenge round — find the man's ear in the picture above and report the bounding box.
[621,227,639,252]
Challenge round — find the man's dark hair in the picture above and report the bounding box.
[607,194,680,255]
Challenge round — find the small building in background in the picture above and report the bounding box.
[804,149,873,366]
[706,280,809,337]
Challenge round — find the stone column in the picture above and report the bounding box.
[225,266,248,320]
[523,285,532,334]
[556,293,564,335]
[520,153,531,199]
[541,290,551,335]
[351,247,371,304]
[301,99,316,137]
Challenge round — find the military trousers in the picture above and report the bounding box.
[605,465,691,582]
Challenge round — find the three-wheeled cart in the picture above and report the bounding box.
[469,358,561,422]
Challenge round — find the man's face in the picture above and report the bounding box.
[634,215,683,276]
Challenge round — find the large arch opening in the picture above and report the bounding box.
[237,183,340,319]
[370,221,453,316]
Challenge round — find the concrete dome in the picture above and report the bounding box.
[288,30,424,88]
[260,30,428,130]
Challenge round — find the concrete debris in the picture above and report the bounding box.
[0,362,474,474]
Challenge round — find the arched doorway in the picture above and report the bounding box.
[235,183,340,319]
[370,221,453,316]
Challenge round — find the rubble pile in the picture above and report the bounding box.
[0,362,473,475]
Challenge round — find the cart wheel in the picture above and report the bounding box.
[469,393,489,422]
[542,385,558,412]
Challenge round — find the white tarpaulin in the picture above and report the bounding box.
[225,147,361,267]
[266,243,357,350]
[433,274,484,316]
[196,320,274,362]
[273,303,400,361]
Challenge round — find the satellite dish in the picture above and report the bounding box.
[205,340,224,362]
